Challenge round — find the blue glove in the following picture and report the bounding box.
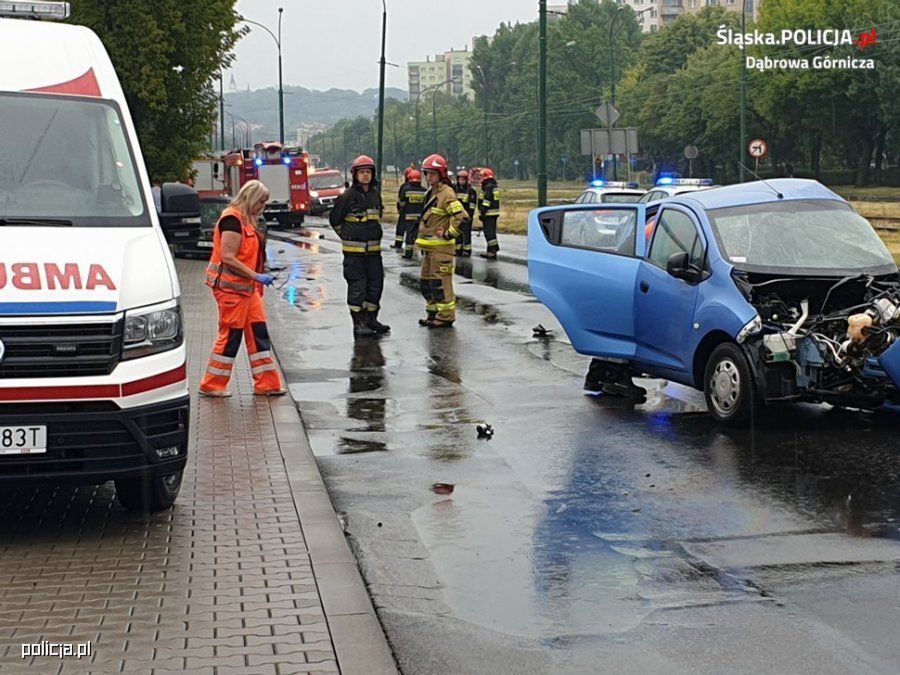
[255,273,275,286]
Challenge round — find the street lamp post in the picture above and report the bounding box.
[474,65,489,165]
[537,0,548,206]
[219,70,225,152]
[609,6,626,180]
[243,9,285,144]
[739,0,748,182]
[376,0,387,181]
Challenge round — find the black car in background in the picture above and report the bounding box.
[175,195,266,258]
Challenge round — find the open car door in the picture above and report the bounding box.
[528,204,646,360]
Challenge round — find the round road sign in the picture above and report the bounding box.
[748,139,769,160]
[684,144,699,160]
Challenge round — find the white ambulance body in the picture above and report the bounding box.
[0,5,189,511]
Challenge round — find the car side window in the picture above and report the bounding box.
[560,209,637,255]
[575,193,586,204]
[648,209,704,269]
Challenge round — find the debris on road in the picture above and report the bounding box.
[476,422,494,439]
[532,323,553,337]
[432,483,455,495]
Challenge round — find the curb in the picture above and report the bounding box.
[264,371,398,675]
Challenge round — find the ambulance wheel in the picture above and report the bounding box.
[116,470,183,513]
[703,342,755,427]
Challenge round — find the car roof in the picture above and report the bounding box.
[674,178,845,210]
[584,187,645,195]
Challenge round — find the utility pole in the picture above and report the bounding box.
[277,8,284,144]
[739,1,747,182]
[219,71,225,152]
[376,0,387,180]
[609,6,625,181]
[537,0,548,206]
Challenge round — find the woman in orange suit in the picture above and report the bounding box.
[199,180,286,397]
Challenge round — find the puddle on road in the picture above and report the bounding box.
[454,257,533,295]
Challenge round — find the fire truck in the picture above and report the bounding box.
[223,142,312,227]
[190,156,228,199]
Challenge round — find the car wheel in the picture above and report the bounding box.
[115,470,184,513]
[703,342,755,426]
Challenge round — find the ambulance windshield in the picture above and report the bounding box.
[0,93,150,227]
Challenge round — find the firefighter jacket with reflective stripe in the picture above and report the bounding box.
[329,182,384,256]
[417,182,465,251]
[206,206,264,296]
[397,181,427,221]
[454,182,478,219]
[478,179,501,218]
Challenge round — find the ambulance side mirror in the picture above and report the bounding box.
[344,181,350,189]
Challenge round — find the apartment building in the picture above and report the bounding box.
[408,48,475,101]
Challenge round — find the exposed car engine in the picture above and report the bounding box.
[733,272,900,407]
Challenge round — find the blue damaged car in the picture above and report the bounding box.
[528,179,900,425]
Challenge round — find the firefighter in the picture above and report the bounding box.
[393,167,413,249]
[453,170,477,257]
[200,180,285,398]
[329,155,389,339]
[417,154,465,328]
[397,170,426,259]
[477,168,501,258]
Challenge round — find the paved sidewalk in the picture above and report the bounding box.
[0,260,395,674]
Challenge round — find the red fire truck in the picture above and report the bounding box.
[223,142,312,227]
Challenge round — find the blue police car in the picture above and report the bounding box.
[528,178,900,425]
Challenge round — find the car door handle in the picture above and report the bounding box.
[640,281,650,294]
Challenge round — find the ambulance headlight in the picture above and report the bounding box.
[122,301,183,360]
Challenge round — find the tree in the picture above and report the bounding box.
[69,1,244,182]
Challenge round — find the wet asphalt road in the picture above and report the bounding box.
[264,217,900,674]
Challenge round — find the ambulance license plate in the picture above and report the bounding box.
[0,426,47,455]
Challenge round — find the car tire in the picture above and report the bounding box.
[703,342,755,426]
[115,470,184,513]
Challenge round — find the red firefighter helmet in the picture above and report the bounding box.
[403,166,413,180]
[407,169,422,182]
[350,155,376,176]
[457,170,469,179]
[421,153,449,179]
[480,167,494,182]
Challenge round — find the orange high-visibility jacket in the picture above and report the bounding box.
[205,206,264,296]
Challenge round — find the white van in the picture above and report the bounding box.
[0,3,189,511]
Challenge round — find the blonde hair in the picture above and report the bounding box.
[230,180,271,215]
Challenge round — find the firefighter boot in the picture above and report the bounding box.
[352,311,376,339]
[418,311,437,327]
[367,310,391,334]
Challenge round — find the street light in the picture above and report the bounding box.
[376,0,387,181]
[474,64,490,165]
[608,5,626,180]
[242,8,285,144]
[413,79,453,161]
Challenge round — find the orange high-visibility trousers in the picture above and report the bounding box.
[199,289,284,394]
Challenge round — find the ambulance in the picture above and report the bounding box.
[0,3,189,511]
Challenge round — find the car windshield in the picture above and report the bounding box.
[708,199,896,273]
[601,193,643,204]
[0,93,149,226]
[200,200,229,228]
[310,173,343,190]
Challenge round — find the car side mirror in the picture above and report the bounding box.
[344,181,350,189]
[666,252,702,283]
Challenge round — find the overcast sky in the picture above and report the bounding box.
[231,0,537,92]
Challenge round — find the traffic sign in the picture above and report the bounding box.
[748,138,768,160]
[595,102,620,128]
[683,144,699,160]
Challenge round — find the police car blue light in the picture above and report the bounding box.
[590,179,605,187]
